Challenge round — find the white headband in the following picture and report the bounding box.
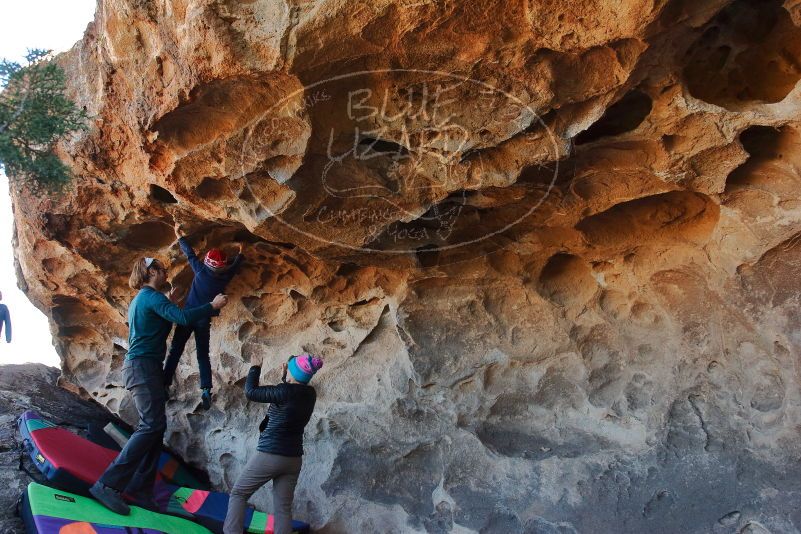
[144,257,156,268]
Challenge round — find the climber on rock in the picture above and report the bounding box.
[89,256,229,516]
[223,353,323,534]
[0,291,11,344]
[163,225,244,410]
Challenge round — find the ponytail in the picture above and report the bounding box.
[129,258,150,289]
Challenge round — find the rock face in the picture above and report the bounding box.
[9,0,801,531]
[0,364,116,533]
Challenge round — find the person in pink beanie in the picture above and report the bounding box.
[223,354,323,534]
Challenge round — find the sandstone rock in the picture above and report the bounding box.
[8,0,801,531]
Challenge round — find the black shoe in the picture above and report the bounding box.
[89,482,130,515]
[201,388,212,410]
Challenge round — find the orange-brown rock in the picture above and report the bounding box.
[9,0,801,531]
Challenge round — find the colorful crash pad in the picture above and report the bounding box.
[18,410,310,534]
[20,481,212,533]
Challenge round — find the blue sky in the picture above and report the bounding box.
[1,0,97,365]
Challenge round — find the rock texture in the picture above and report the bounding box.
[0,364,116,533]
[9,0,801,531]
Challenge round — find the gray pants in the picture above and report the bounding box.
[99,358,166,494]
[223,452,302,534]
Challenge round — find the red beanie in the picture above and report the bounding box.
[204,249,227,270]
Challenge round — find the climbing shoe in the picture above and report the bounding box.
[89,482,130,515]
[201,388,212,410]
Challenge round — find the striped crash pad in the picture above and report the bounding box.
[20,481,213,533]
[17,410,310,534]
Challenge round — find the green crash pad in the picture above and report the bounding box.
[22,481,213,533]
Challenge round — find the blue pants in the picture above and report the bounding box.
[163,319,212,390]
[99,358,165,494]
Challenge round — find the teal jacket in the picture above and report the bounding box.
[126,286,213,361]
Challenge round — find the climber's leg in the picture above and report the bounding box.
[163,324,193,388]
[98,358,167,494]
[272,457,302,534]
[195,319,212,390]
[224,451,280,534]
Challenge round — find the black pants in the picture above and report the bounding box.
[99,358,166,494]
[163,319,212,390]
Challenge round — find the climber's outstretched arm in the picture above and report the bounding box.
[244,365,288,403]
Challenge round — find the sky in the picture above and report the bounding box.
[0,0,97,366]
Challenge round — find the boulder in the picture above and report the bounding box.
[8,0,801,531]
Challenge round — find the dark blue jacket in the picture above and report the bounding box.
[245,366,317,457]
[0,303,10,343]
[178,237,243,318]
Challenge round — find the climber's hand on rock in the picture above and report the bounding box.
[211,294,229,310]
[167,286,182,304]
